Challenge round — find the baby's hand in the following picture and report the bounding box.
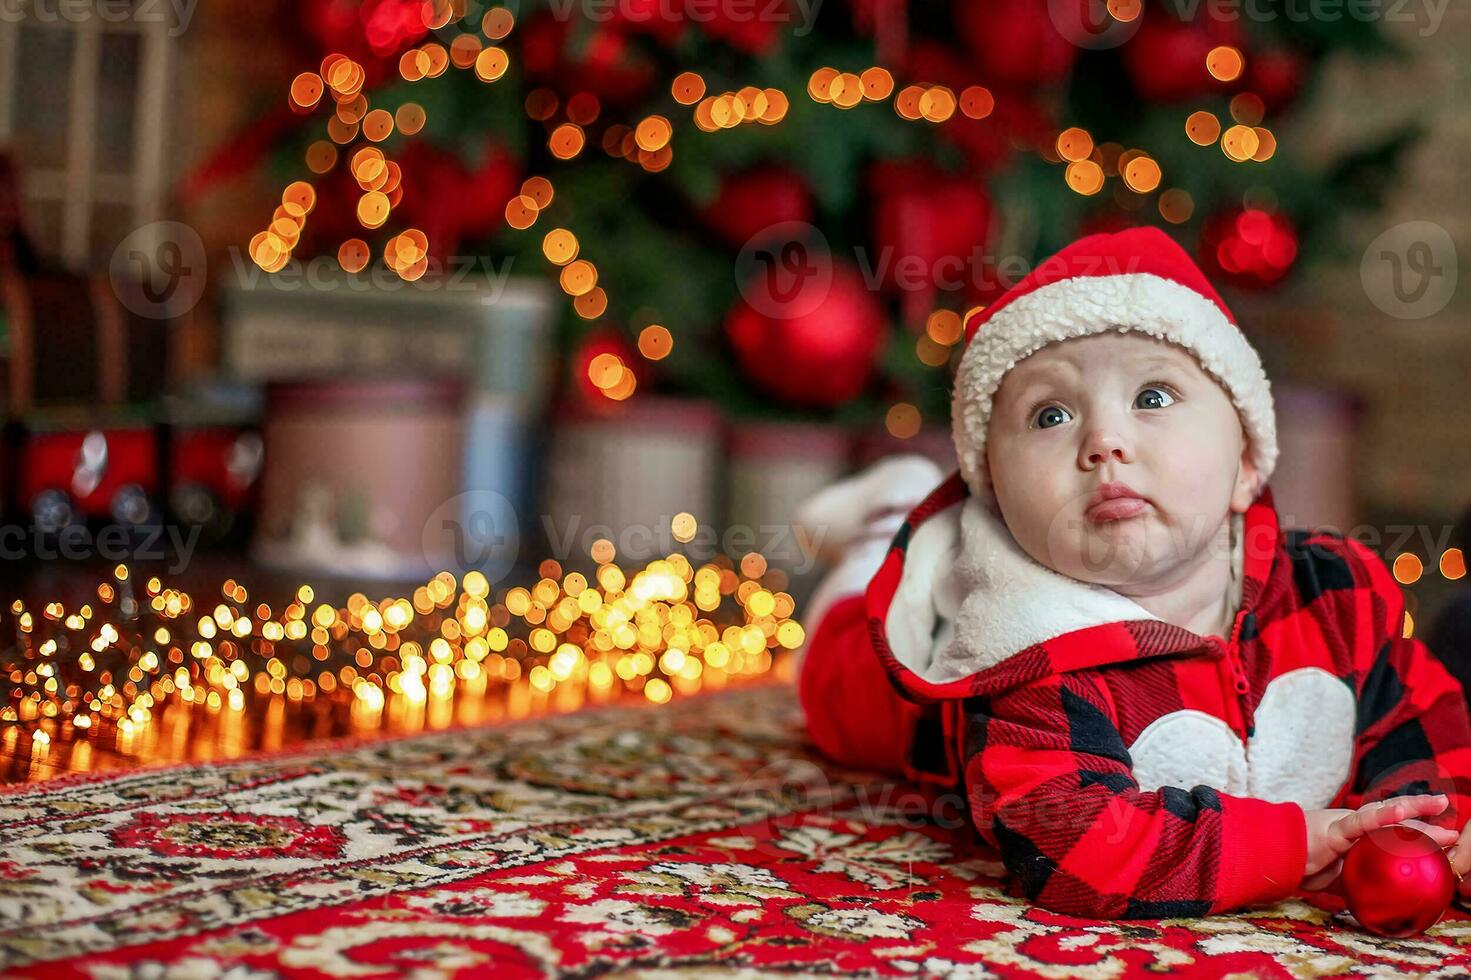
[1300,795,1458,892]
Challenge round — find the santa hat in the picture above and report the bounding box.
[952,225,1277,509]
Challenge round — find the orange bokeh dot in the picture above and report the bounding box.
[574,287,608,320]
[860,67,894,101]
[305,142,337,174]
[559,259,597,296]
[925,309,962,345]
[290,72,323,110]
[886,403,921,439]
[338,239,370,273]
[520,176,554,208]
[550,123,586,159]
[542,228,579,265]
[638,325,673,360]
[362,109,394,142]
[672,71,706,105]
[588,353,624,389]
[482,7,514,40]
[1207,45,1244,82]
[505,194,539,230]
[356,192,390,229]
[395,102,426,136]
[1442,548,1467,580]
[1186,110,1222,146]
[635,115,672,152]
[960,85,994,119]
[1065,160,1104,195]
[475,46,508,82]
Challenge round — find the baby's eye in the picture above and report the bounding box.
[1034,405,1072,429]
[1135,386,1176,411]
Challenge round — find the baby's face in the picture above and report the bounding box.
[985,331,1259,588]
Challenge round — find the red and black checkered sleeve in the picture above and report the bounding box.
[964,671,1306,919]
[1333,538,1471,831]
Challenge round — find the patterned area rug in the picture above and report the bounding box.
[5,683,1471,978]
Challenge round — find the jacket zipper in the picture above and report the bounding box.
[1210,625,1252,739]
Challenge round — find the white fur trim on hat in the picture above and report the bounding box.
[951,271,1278,507]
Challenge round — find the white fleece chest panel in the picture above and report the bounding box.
[1128,666,1356,809]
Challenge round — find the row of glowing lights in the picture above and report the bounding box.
[11,530,804,749]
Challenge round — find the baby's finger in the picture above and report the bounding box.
[1399,818,1459,848]
[1340,795,1449,838]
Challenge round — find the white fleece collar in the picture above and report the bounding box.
[886,495,1245,687]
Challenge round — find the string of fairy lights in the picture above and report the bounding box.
[2,515,805,766]
[247,1,1278,420]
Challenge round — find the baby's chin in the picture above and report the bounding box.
[1029,515,1169,587]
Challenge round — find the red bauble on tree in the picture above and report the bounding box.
[700,165,813,250]
[725,262,886,409]
[1123,11,1243,103]
[700,0,788,55]
[870,159,993,325]
[520,11,656,106]
[1246,47,1308,114]
[1341,825,1456,937]
[394,140,521,263]
[301,0,431,79]
[1199,206,1298,290]
[955,0,1077,86]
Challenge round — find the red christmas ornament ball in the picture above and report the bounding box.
[1341,825,1456,938]
[954,0,1077,86]
[700,166,813,250]
[725,263,886,409]
[1199,207,1299,290]
[1122,12,1243,103]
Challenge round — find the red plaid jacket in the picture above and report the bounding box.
[799,471,1471,919]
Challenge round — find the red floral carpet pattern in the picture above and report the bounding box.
[5,684,1471,978]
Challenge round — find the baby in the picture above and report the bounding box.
[796,227,1471,919]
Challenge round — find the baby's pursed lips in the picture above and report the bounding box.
[1085,481,1146,511]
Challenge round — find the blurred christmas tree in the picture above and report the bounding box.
[203,0,1420,430]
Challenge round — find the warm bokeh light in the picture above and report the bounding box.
[672,71,706,105]
[1065,159,1105,195]
[1221,124,1262,162]
[3,544,798,781]
[1393,553,1424,585]
[1207,46,1245,83]
[638,325,673,360]
[1186,110,1222,146]
[1442,548,1466,581]
[885,402,922,439]
[1056,127,1094,163]
[959,85,995,119]
[1158,188,1195,224]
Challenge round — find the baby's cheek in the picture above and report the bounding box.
[1158,430,1235,500]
